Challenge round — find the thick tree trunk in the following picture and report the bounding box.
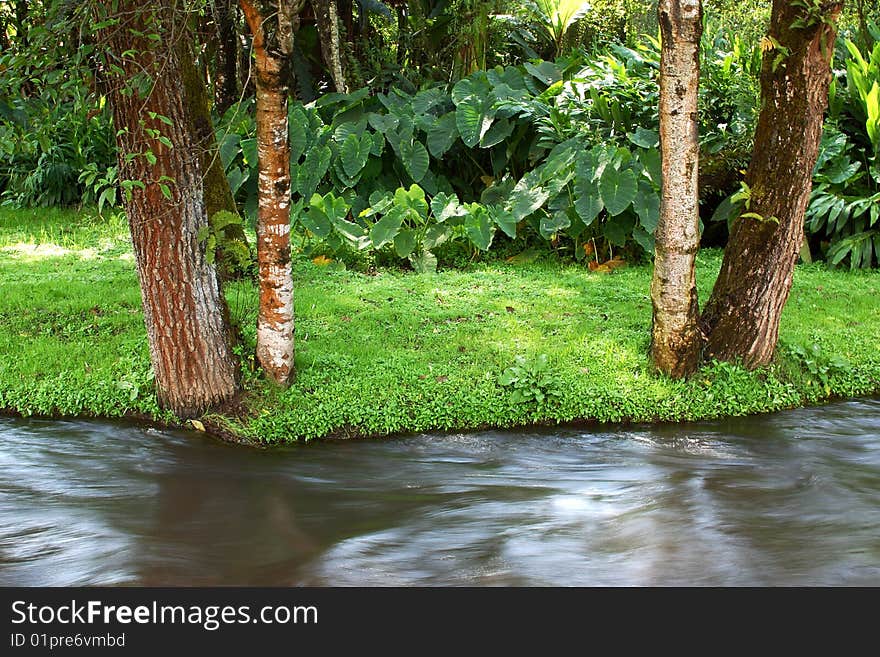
[701,0,843,368]
[102,3,239,418]
[212,0,240,116]
[650,0,703,378]
[241,0,295,385]
[314,0,349,93]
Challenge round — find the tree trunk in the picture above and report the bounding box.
[701,0,843,368]
[0,15,8,51]
[14,0,28,48]
[396,5,407,66]
[178,35,252,281]
[212,0,240,117]
[314,0,349,93]
[241,0,295,386]
[101,2,239,418]
[650,0,703,378]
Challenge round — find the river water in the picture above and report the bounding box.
[1,398,879,586]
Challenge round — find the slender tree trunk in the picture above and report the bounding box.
[651,0,703,378]
[14,0,28,48]
[314,0,349,93]
[241,0,295,385]
[396,5,407,65]
[701,0,843,368]
[102,2,239,418]
[212,0,240,116]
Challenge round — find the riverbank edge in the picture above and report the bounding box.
[3,383,879,447]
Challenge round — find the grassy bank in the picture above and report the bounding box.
[1,207,879,443]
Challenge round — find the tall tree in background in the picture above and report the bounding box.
[650,0,703,377]
[701,0,844,368]
[101,1,240,417]
[211,0,241,116]
[240,0,296,385]
[314,0,348,93]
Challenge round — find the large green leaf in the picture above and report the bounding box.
[431,192,465,223]
[240,137,258,168]
[464,206,494,251]
[400,140,430,182]
[296,145,332,198]
[395,184,429,219]
[340,132,372,178]
[638,148,662,187]
[310,191,348,223]
[490,206,517,239]
[299,207,333,238]
[332,119,366,144]
[524,60,562,85]
[289,119,308,163]
[219,133,241,170]
[480,118,514,148]
[226,167,248,196]
[412,87,447,116]
[627,127,659,148]
[332,158,361,190]
[409,251,438,274]
[393,229,418,258]
[452,76,486,105]
[427,112,458,158]
[632,181,660,233]
[424,224,452,251]
[574,178,603,226]
[370,131,385,157]
[819,157,861,184]
[370,206,405,248]
[509,186,550,221]
[456,98,493,148]
[306,192,348,239]
[599,167,637,216]
[632,225,655,253]
[367,112,399,134]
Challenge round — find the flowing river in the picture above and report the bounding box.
[1,398,879,586]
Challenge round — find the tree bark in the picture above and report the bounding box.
[241,0,295,385]
[314,0,349,93]
[212,0,240,117]
[101,2,239,418]
[650,0,703,378]
[177,34,251,280]
[701,0,843,368]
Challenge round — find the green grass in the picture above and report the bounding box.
[1,207,878,443]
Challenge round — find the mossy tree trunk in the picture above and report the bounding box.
[701,0,843,368]
[651,0,704,378]
[240,0,296,386]
[101,1,239,418]
[178,34,251,281]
